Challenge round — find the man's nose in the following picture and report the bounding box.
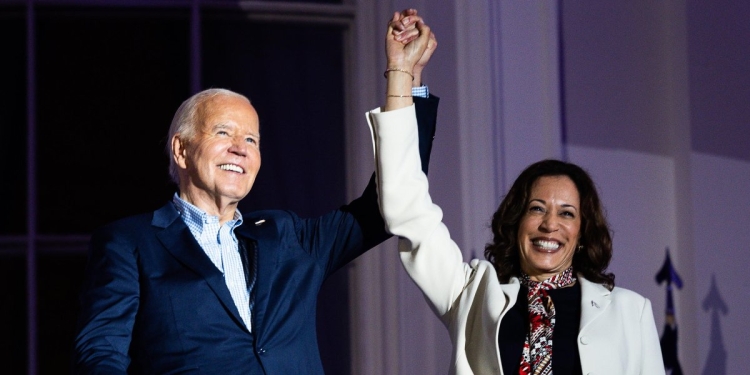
[228,136,248,156]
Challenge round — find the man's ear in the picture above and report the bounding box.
[172,134,188,169]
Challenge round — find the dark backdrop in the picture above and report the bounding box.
[0,5,350,374]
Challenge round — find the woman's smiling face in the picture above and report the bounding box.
[517,175,581,282]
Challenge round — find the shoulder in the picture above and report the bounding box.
[468,259,519,283]
[610,285,650,309]
[238,209,302,239]
[580,276,651,311]
[467,258,520,291]
[91,202,175,244]
[86,210,161,261]
[464,259,521,310]
[610,285,647,300]
[93,211,154,240]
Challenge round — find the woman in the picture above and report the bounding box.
[369,14,665,375]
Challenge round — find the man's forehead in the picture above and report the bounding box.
[198,95,259,130]
[200,94,251,112]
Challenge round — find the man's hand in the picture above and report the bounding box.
[412,32,437,87]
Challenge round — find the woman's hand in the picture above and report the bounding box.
[388,9,437,87]
[386,10,432,73]
[384,10,432,111]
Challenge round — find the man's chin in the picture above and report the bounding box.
[220,187,252,202]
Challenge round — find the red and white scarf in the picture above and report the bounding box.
[518,267,576,375]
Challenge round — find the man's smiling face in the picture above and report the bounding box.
[176,94,261,207]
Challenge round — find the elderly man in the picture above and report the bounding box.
[73,11,437,374]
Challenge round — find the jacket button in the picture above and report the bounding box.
[579,336,589,345]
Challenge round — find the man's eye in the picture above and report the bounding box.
[217,130,229,136]
[246,137,257,144]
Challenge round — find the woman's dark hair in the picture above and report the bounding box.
[484,159,615,289]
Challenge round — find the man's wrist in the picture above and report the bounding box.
[411,85,429,98]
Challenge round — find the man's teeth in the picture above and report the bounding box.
[219,164,244,173]
[533,240,560,250]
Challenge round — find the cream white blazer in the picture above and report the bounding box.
[367,105,665,375]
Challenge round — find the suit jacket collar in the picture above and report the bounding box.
[151,202,251,333]
[578,275,612,333]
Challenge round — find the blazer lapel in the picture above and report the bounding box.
[578,276,612,333]
[151,203,248,331]
[235,215,278,340]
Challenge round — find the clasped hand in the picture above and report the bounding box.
[386,9,436,82]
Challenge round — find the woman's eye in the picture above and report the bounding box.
[561,211,575,218]
[529,206,544,213]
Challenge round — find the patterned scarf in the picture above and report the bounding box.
[517,267,576,375]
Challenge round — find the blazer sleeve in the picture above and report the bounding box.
[72,225,139,375]
[300,95,439,276]
[368,104,470,316]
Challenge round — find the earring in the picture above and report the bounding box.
[576,244,583,253]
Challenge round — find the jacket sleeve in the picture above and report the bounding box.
[304,95,440,276]
[413,95,439,174]
[72,226,138,375]
[367,104,470,316]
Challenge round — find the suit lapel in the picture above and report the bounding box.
[578,276,612,333]
[151,203,248,331]
[235,214,278,340]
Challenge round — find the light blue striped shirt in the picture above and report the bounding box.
[172,194,252,331]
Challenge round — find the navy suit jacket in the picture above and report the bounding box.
[73,96,439,374]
